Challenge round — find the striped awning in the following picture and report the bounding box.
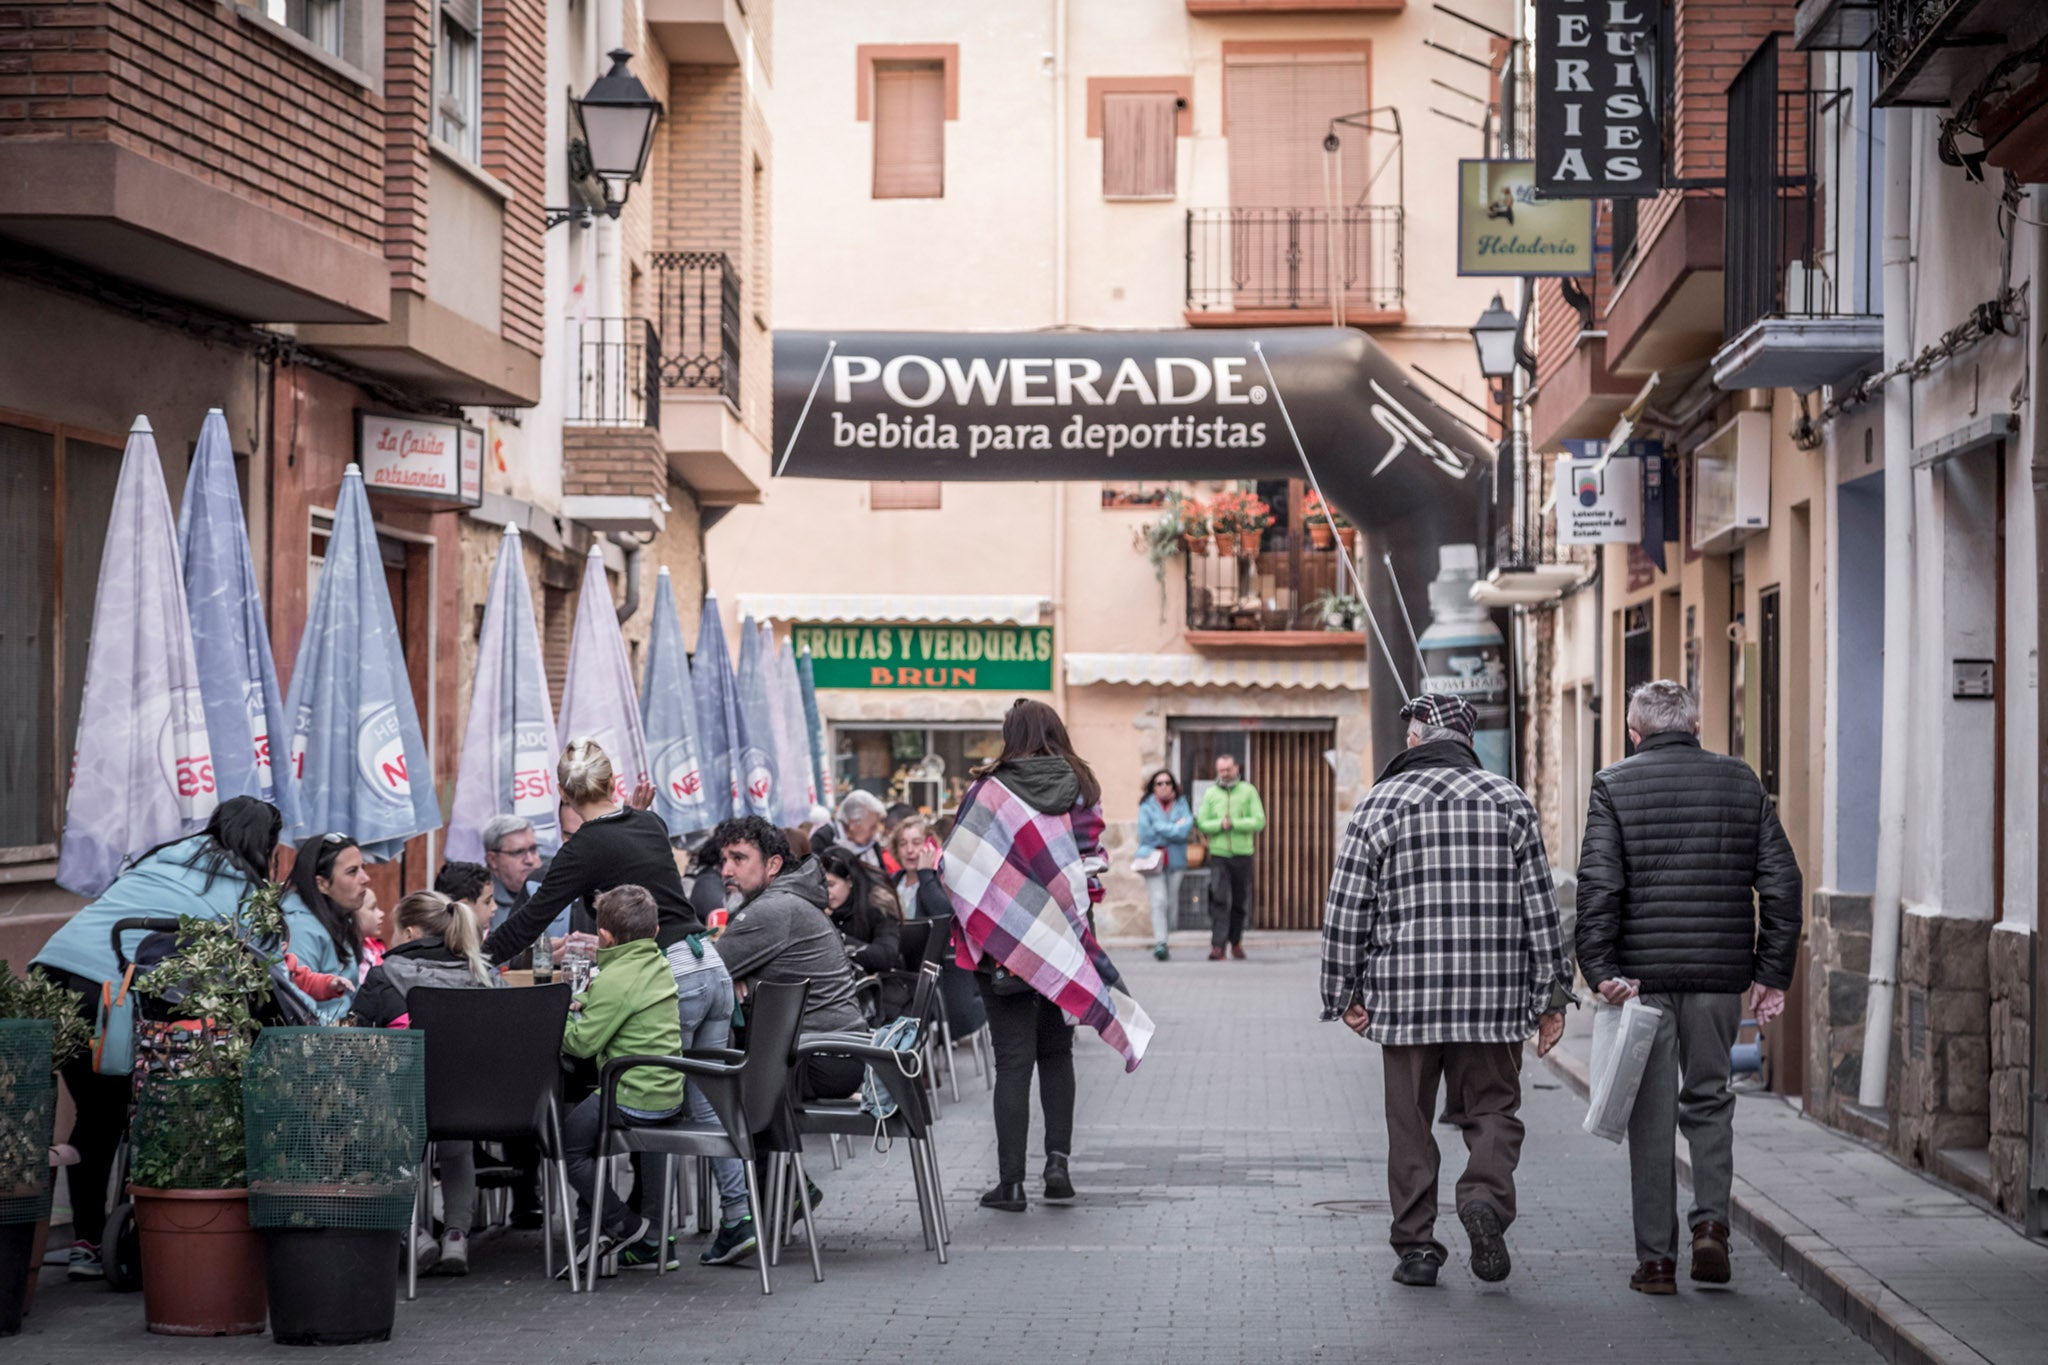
[734,593,1047,626]
[1064,653,1369,691]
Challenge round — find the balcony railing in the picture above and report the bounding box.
[565,317,659,428]
[1185,207,1404,318]
[652,251,741,405]
[1725,38,1878,339]
[1875,0,1976,105]
[1184,535,1360,635]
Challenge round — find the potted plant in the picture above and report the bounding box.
[244,1026,424,1346]
[1315,590,1368,632]
[1303,490,1337,549]
[0,964,86,1335]
[124,882,286,1337]
[1210,490,1273,558]
[1177,498,1211,556]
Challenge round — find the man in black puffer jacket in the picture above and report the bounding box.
[1576,679,1800,1298]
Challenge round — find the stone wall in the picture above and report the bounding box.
[1806,891,1874,1125]
[1891,910,1991,1170]
[1988,925,2032,1220]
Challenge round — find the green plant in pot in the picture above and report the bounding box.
[124,881,287,1337]
[244,1023,424,1346]
[0,984,62,1340]
[1132,492,1191,622]
[1315,590,1367,633]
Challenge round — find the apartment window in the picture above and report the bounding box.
[0,421,122,856]
[266,0,343,54]
[871,481,942,510]
[436,0,482,162]
[1102,92,1179,199]
[872,61,946,198]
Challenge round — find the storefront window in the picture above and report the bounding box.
[833,724,1001,815]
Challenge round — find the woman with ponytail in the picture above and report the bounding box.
[352,889,502,1275]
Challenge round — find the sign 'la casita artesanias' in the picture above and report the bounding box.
[773,328,1504,771]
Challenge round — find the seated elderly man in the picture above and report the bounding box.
[827,791,888,869]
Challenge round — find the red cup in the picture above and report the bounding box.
[707,908,729,931]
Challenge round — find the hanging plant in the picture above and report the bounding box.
[1132,492,1192,623]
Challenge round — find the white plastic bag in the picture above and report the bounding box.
[1583,998,1664,1143]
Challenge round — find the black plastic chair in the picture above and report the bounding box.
[404,983,575,1296]
[587,979,812,1296]
[784,961,952,1266]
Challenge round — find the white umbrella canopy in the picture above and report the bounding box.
[57,417,217,895]
[283,464,440,861]
[557,546,651,801]
[732,614,780,820]
[446,525,563,863]
[641,566,710,837]
[770,632,816,824]
[692,594,741,825]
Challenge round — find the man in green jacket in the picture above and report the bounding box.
[561,886,684,1257]
[1196,754,1266,960]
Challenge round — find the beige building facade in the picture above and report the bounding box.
[713,0,1507,935]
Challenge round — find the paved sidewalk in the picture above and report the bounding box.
[1542,1007,2048,1365]
[14,934,1871,1363]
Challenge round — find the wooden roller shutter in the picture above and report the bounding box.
[1224,50,1370,309]
[1249,726,1337,931]
[1103,91,1178,199]
[873,62,946,199]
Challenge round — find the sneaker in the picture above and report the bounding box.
[700,1217,759,1266]
[1458,1201,1511,1283]
[1152,943,1169,961]
[788,1178,825,1228]
[66,1240,103,1281]
[434,1230,468,1277]
[410,1228,441,1274]
[618,1232,681,1272]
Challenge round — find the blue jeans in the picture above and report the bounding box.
[675,954,750,1225]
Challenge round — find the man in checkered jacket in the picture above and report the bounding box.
[1321,693,1572,1289]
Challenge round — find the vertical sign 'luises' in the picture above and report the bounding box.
[1535,0,1661,199]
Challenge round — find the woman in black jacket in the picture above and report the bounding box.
[819,844,909,1019]
[480,738,708,966]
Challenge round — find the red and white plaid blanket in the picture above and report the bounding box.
[942,776,1154,1072]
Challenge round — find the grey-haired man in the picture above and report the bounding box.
[480,814,568,939]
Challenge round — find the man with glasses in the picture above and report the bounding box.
[480,814,565,939]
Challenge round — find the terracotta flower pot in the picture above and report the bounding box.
[1308,521,1335,550]
[131,1186,268,1337]
[1213,530,1240,557]
[1336,526,1358,553]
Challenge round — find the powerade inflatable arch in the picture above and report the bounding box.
[772,328,1505,772]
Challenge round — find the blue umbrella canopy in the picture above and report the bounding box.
[732,614,780,820]
[283,463,439,860]
[797,646,829,807]
[177,407,298,830]
[641,566,709,836]
[57,416,216,895]
[691,597,740,826]
[446,525,562,862]
[558,546,651,799]
[771,634,815,823]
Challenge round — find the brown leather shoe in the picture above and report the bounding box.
[1630,1258,1677,1295]
[1229,942,1246,960]
[1207,946,1226,961]
[1690,1221,1732,1284]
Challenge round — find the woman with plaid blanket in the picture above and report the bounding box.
[943,699,1153,1214]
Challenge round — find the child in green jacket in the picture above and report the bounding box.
[561,885,684,1255]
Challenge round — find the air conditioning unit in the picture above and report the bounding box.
[1692,411,1771,554]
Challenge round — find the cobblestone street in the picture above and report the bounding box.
[13,935,1872,1364]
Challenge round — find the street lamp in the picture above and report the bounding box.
[1469,293,1520,383]
[546,50,662,230]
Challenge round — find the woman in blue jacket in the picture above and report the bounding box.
[281,832,375,1023]
[30,796,282,1280]
[1135,769,1194,961]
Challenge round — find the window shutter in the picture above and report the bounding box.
[873,62,946,199]
[442,0,479,34]
[870,481,943,510]
[1102,92,1177,199]
[1225,53,1368,209]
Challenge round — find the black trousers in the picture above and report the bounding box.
[1208,855,1254,948]
[978,982,1075,1184]
[37,968,127,1248]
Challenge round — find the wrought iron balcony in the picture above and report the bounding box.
[1872,0,2039,107]
[1183,534,1363,641]
[565,317,659,427]
[1185,207,1404,321]
[1713,36,1883,392]
[652,250,741,405]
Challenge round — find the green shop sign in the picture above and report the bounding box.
[793,623,1054,692]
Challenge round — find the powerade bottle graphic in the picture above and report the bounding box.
[1416,543,1511,775]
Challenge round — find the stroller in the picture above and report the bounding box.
[97,916,317,1292]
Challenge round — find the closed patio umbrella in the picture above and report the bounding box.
[641,566,709,837]
[178,407,298,831]
[284,463,439,860]
[692,595,740,826]
[772,634,816,823]
[57,416,217,895]
[797,646,830,807]
[446,524,562,862]
[732,614,779,820]
[557,546,650,800]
